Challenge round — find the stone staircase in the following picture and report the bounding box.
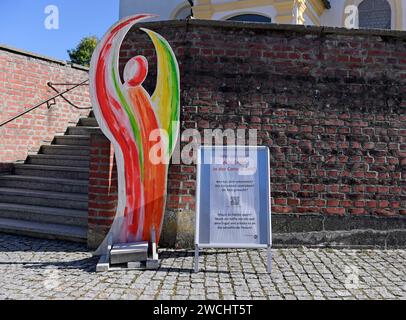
[0,113,99,243]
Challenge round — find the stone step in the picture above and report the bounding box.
[0,187,88,210]
[0,175,88,194]
[54,135,90,146]
[78,117,98,127]
[40,145,90,156]
[67,126,101,136]
[0,203,87,227]
[14,164,89,180]
[27,154,89,168]
[0,217,87,243]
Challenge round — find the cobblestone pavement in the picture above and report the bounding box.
[0,234,405,300]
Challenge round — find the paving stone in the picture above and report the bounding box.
[0,234,405,300]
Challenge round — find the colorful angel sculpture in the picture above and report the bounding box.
[89,14,180,254]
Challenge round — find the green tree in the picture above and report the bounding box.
[68,36,98,67]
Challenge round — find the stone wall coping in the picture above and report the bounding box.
[136,19,406,39]
[2,20,404,74]
[0,44,89,71]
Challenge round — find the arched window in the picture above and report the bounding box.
[227,14,272,23]
[358,0,391,29]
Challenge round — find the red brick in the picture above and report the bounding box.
[323,208,346,215]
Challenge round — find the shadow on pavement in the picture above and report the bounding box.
[0,233,263,274]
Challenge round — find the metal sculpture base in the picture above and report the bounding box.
[96,232,160,272]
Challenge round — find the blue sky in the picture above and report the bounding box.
[0,0,119,61]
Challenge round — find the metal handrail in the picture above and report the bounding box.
[0,79,89,128]
[47,81,91,110]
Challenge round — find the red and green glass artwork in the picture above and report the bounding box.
[89,14,180,253]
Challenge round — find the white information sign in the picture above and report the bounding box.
[209,157,260,244]
[195,146,272,273]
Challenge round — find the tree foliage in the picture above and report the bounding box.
[68,36,98,67]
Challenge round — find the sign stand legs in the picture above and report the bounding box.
[194,244,199,273]
[267,245,272,274]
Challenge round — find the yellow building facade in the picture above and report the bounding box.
[191,0,405,30]
[119,0,406,30]
[193,0,327,25]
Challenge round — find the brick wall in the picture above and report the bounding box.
[0,45,91,163]
[117,20,406,245]
[88,132,118,249]
[88,20,406,248]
